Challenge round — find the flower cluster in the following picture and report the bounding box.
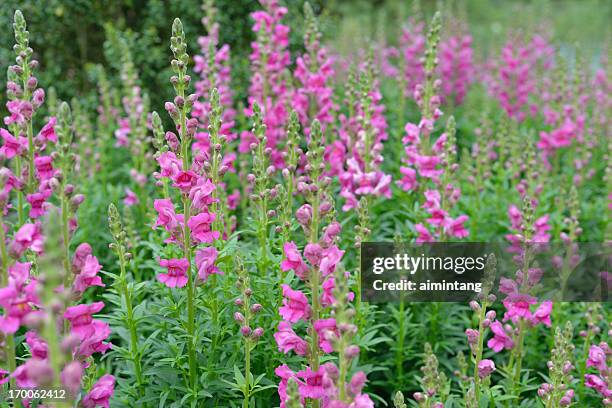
[337,64,392,211]
[0,12,114,405]
[242,0,292,168]
[275,120,371,407]
[584,340,612,403]
[292,3,336,134]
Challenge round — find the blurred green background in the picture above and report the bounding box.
[0,0,610,117]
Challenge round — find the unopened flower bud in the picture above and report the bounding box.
[252,327,264,339]
[344,345,360,359]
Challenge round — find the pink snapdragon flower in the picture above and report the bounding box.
[587,345,608,372]
[157,151,182,179]
[399,18,426,97]
[0,284,36,334]
[244,0,293,167]
[76,320,112,358]
[478,359,496,378]
[82,374,115,408]
[11,222,44,256]
[274,321,308,356]
[73,255,105,293]
[188,211,219,243]
[189,178,215,210]
[0,128,27,158]
[487,321,514,352]
[158,258,189,288]
[279,284,311,323]
[123,188,139,207]
[153,199,181,231]
[280,241,309,279]
[195,246,221,281]
[37,116,57,143]
[313,318,338,353]
[26,188,51,218]
[584,374,611,398]
[64,301,105,338]
[297,366,326,399]
[438,34,474,105]
[34,155,54,180]
[532,300,553,327]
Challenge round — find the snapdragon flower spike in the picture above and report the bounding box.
[338,64,392,211]
[412,343,448,407]
[485,34,554,122]
[242,0,292,167]
[274,120,362,407]
[292,3,336,134]
[438,32,474,106]
[399,16,426,99]
[538,323,576,407]
[193,0,237,152]
[233,258,265,407]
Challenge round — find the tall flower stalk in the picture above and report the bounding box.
[108,203,145,400]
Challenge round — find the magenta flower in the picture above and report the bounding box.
[280,242,309,280]
[313,318,338,353]
[76,320,112,358]
[502,294,537,323]
[587,345,608,372]
[157,151,182,179]
[478,359,496,378]
[584,374,611,397]
[25,331,48,359]
[531,300,553,327]
[37,117,57,143]
[10,358,41,388]
[189,178,216,211]
[26,189,51,218]
[297,366,326,399]
[275,364,297,406]
[0,128,27,158]
[0,286,33,334]
[172,170,198,192]
[195,246,221,281]
[11,222,44,257]
[319,245,344,277]
[188,211,219,243]
[158,258,189,288]
[4,100,32,126]
[64,301,105,338]
[73,255,105,293]
[444,215,469,238]
[487,321,514,352]
[123,188,139,207]
[279,284,311,323]
[34,155,54,180]
[82,374,115,408]
[274,321,308,356]
[61,361,83,394]
[415,223,434,243]
[72,243,92,272]
[398,166,418,191]
[153,199,181,231]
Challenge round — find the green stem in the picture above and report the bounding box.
[472,301,488,401]
[118,249,144,398]
[0,216,16,387]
